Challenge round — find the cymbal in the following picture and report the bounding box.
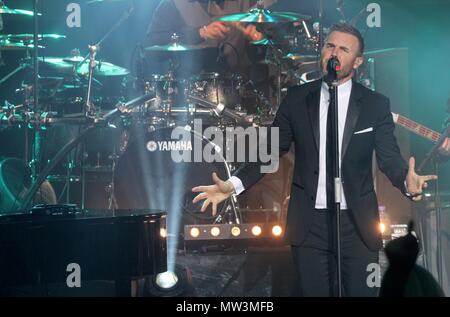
[0,5,40,16]
[38,57,73,69]
[144,42,206,52]
[39,57,130,77]
[62,56,85,63]
[0,40,44,50]
[0,34,66,41]
[77,61,130,77]
[216,8,310,23]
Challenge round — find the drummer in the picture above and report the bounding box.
[144,0,276,78]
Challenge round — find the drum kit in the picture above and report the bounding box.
[0,1,321,227]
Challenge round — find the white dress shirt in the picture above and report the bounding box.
[315,80,352,209]
[229,80,353,210]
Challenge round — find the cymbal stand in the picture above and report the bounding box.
[74,3,135,76]
[78,3,135,209]
[79,44,100,209]
[26,0,42,197]
[107,147,119,211]
[318,0,324,59]
[0,8,3,66]
[261,35,284,110]
[84,44,99,117]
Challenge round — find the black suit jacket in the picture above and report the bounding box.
[235,80,408,251]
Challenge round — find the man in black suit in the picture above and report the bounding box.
[192,23,438,296]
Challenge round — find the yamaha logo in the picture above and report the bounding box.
[147,140,193,152]
[147,141,158,152]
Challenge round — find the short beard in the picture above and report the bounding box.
[337,68,353,80]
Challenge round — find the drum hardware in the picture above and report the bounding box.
[284,20,320,55]
[0,55,33,86]
[84,45,101,117]
[106,148,120,210]
[282,54,321,86]
[248,33,285,109]
[189,72,243,108]
[0,2,135,212]
[214,1,314,109]
[186,95,250,126]
[53,3,134,208]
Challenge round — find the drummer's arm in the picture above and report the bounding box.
[145,1,204,46]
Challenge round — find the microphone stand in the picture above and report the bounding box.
[417,125,450,288]
[326,70,343,297]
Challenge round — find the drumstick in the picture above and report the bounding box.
[228,21,258,41]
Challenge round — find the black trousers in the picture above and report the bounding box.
[291,209,379,297]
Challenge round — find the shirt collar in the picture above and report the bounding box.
[321,79,353,96]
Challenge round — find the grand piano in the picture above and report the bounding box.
[0,205,167,296]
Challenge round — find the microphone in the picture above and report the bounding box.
[325,56,340,84]
[327,56,341,72]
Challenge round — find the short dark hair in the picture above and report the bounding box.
[327,23,365,56]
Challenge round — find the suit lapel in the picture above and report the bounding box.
[341,81,363,159]
[306,85,321,153]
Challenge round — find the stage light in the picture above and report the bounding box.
[251,225,262,236]
[145,264,194,297]
[379,222,386,235]
[272,225,283,237]
[155,271,178,289]
[160,228,167,238]
[190,227,200,238]
[231,226,241,237]
[210,226,221,237]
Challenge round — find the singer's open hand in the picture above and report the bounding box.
[405,157,438,201]
[192,172,235,216]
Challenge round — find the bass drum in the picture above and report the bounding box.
[114,126,236,231]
